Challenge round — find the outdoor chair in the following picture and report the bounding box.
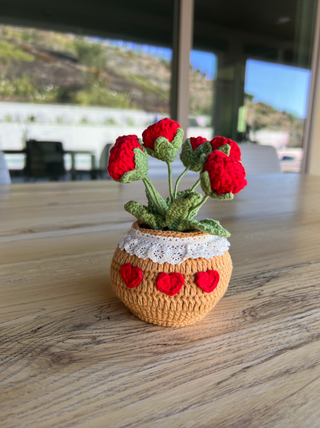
[98,143,113,178]
[0,151,11,184]
[239,143,281,174]
[24,140,65,181]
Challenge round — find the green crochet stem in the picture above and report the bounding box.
[166,161,174,203]
[143,177,166,217]
[174,167,189,198]
[190,178,201,192]
[188,195,209,216]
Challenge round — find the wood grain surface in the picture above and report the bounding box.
[1,174,320,428]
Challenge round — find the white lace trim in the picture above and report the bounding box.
[118,226,230,265]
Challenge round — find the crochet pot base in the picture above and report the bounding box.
[110,223,233,327]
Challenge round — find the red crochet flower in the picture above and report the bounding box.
[204,151,247,195]
[210,136,241,161]
[107,135,143,181]
[142,118,181,150]
[189,136,207,151]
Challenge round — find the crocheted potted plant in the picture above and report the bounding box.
[108,118,247,327]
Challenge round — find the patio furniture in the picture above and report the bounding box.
[0,151,11,184]
[239,143,282,174]
[64,150,96,180]
[99,143,113,171]
[3,146,97,181]
[24,140,65,181]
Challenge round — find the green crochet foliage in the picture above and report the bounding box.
[204,140,212,155]
[124,190,230,236]
[124,201,166,230]
[203,141,231,157]
[124,190,231,236]
[123,164,234,236]
[200,170,234,200]
[166,188,194,205]
[144,181,168,216]
[118,146,149,184]
[180,139,207,173]
[167,189,203,218]
[217,143,231,156]
[165,191,202,230]
[144,128,184,163]
[176,218,230,237]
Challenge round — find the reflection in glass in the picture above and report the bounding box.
[188,50,216,140]
[0,24,172,177]
[244,60,311,172]
[193,0,317,173]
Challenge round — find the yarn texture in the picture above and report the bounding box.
[108,135,141,180]
[156,272,185,296]
[119,221,230,264]
[142,118,184,163]
[190,136,207,151]
[142,118,180,150]
[110,222,233,327]
[180,137,208,173]
[210,136,242,161]
[107,135,148,183]
[202,151,247,195]
[195,270,220,293]
[106,119,247,235]
[107,119,247,326]
[120,263,143,288]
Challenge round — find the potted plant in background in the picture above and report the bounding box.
[108,118,247,327]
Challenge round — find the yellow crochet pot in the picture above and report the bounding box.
[110,221,232,327]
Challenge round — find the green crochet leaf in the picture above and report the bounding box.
[180,190,203,219]
[180,139,207,172]
[124,200,166,230]
[144,128,184,163]
[177,218,230,237]
[166,188,192,206]
[120,147,149,184]
[200,170,234,200]
[165,191,202,230]
[197,219,231,236]
[204,141,230,156]
[145,185,168,216]
[217,143,230,156]
[209,191,234,200]
[204,140,213,155]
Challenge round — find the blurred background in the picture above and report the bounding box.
[0,0,317,181]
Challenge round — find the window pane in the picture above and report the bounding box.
[188,50,216,140]
[0,24,172,179]
[245,60,311,172]
[192,0,317,173]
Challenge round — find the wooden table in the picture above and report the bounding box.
[1,174,320,428]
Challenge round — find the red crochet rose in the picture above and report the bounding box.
[210,136,241,161]
[142,118,180,150]
[204,151,247,195]
[189,136,207,151]
[107,135,142,181]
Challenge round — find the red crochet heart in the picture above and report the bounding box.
[156,272,184,296]
[120,263,143,289]
[195,270,220,293]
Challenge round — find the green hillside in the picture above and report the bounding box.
[0,24,304,146]
[0,24,213,114]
